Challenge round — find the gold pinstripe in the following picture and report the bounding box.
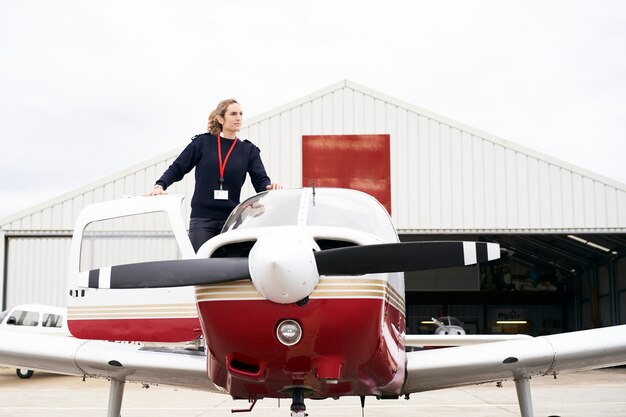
[194,277,406,313]
[69,303,196,310]
[67,278,405,319]
[67,303,198,320]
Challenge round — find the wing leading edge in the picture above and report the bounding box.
[0,328,220,392]
[403,324,626,394]
[405,334,532,347]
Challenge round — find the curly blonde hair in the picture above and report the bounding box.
[207,98,239,135]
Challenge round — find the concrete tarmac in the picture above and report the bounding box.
[1,366,625,417]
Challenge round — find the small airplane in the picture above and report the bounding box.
[1,187,625,417]
[0,303,70,378]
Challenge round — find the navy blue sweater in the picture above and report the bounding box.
[156,133,271,220]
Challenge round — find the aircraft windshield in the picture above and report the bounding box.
[306,188,397,242]
[223,188,397,242]
[222,191,299,232]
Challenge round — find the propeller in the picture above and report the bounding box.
[313,241,499,275]
[82,258,250,290]
[79,236,499,304]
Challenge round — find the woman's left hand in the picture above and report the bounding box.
[266,183,283,190]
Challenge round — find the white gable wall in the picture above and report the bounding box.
[2,80,625,234]
[239,80,626,233]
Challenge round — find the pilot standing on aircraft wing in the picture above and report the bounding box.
[147,98,281,251]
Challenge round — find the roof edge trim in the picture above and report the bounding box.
[0,147,184,227]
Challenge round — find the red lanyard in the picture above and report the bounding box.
[217,133,237,186]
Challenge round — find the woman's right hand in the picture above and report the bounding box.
[145,185,167,196]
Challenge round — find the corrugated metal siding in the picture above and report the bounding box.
[239,83,626,233]
[5,237,71,307]
[81,235,180,272]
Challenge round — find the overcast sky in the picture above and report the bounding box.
[1,0,625,220]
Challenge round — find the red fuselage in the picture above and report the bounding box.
[198,296,406,399]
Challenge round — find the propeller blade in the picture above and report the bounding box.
[313,241,499,275]
[85,258,250,289]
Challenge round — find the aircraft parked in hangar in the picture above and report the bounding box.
[1,188,625,417]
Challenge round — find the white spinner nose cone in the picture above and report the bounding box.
[248,232,320,304]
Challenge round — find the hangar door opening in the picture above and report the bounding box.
[3,236,72,309]
[402,233,626,336]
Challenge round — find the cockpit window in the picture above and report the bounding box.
[42,313,63,328]
[306,188,398,243]
[223,188,398,243]
[222,191,300,232]
[6,310,39,326]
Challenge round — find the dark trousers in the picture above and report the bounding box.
[189,217,226,252]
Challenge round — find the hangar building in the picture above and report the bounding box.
[1,80,625,336]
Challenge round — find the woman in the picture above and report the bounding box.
[148,98,281,251]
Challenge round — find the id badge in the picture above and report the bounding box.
[214,189,229,200]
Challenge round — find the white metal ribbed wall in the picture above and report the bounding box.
[5,237,71,307]
[240,81,626,233]
[2,80,625,234]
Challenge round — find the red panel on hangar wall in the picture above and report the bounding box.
[302,134,391,214]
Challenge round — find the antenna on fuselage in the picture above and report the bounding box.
[311,180,316,206]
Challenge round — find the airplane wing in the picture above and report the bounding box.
[403,324,626,393]
[0,328,222,393]
[405,334,532,347]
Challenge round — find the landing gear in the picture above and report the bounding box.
[290,387,307,417]
[107,378,125,417]
[16,369,34,379]
[514,376,533,417]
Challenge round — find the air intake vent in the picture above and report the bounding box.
[315,239,358,250]
[211,240,256,258]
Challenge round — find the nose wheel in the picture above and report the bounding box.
[290,388,307,417]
